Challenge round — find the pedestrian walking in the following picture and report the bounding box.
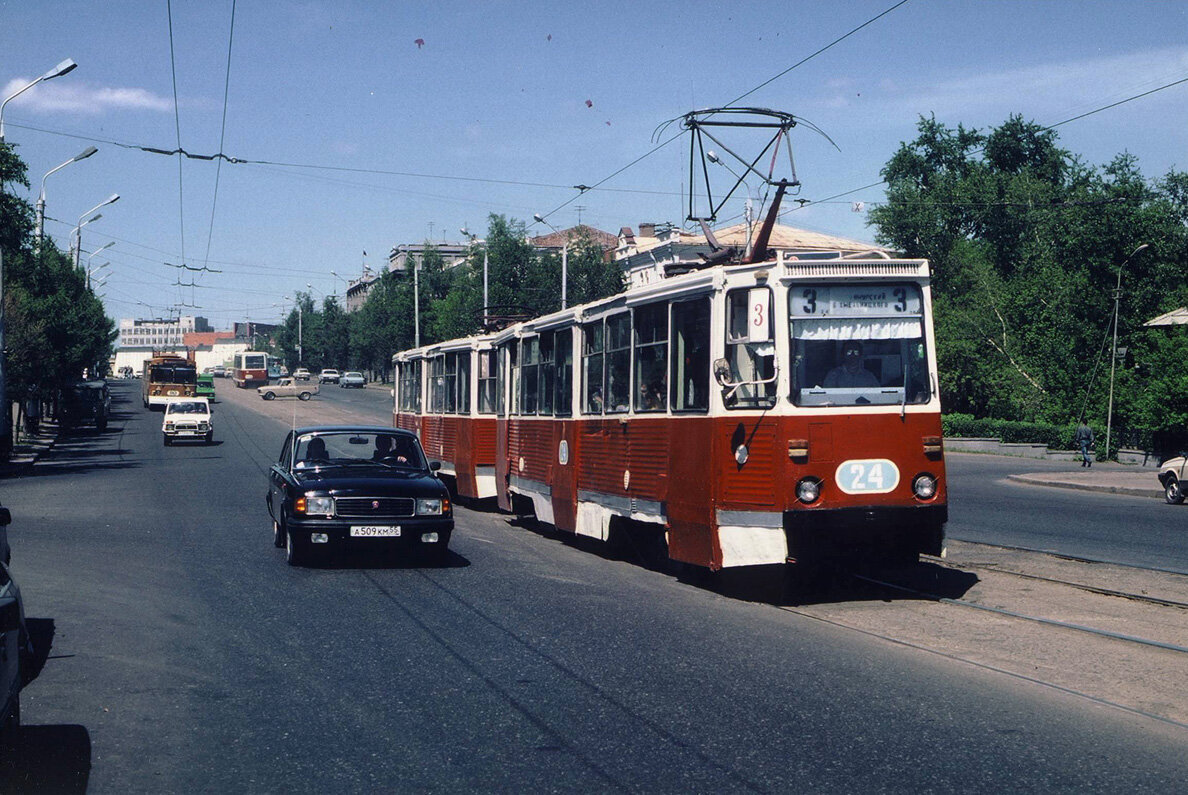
[1075,421,1094,467]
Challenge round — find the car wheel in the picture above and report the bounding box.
[262,392,275,400]
[298,392,312,401]
[1165,477,1185,505]
[273,518,285,548]
[205,431,213,444]
[97,418,107,431]
[163,434,171,446]
[285,528,307,566]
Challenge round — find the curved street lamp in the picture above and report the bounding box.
[0,59,77,143]
[35,146,98,254]
[73,193,120,269]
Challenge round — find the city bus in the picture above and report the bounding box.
[142,354,197,409]
[232,351,270,388]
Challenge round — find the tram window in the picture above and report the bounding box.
[634,302,668,412]
[671,298,710,412]
[582,321,605,414]
[788,283,931,407]
[478,350,497,414]
[521,337,540,416]
[539,331,555,416]
[444,353,458,414]
[723,289,777,409]
[458,352,471,414]
[606,313,632,413]
[429,355,445,413]
[555,328,573,416]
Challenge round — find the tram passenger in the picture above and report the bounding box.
[822,341,880,388]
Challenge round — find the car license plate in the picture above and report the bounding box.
[350,525,401,537]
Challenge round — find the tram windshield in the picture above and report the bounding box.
[789,283,931,407]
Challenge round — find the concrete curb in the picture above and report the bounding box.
[1006,473,1162,499]
[0,421,60,477]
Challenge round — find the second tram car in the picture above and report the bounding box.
[232,351,270,387]
[393,250,947,573]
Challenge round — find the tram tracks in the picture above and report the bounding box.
[776,540,1188,728]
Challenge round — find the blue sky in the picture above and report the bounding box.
[3,0,1186,328]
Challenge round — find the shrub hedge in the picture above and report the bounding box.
[942,414,1094,450]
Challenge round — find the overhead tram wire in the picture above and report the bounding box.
[781,74,1188,221]
[201,0,237,279]
[722,0,912,109]
[166,0,188,308]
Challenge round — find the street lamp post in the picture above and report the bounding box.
[73,193,119,270]
[36,146,98,255]
[1105,243,1150,461]
[533,214,568,309]
[86,244,114,288]
[461,228,489,326]
[1,57,79,457]
[0,59,77,143]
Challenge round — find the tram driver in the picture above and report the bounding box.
[822,341,880,389]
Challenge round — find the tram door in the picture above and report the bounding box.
[494,342,513,512]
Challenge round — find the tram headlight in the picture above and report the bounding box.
[734,444,749,466]
[796,477,821,504]
[912,473,938,500]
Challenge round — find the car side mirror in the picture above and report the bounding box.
[430,461,441,471]
[0,507,10,527]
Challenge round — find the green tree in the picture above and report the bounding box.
[869,114,1188,444]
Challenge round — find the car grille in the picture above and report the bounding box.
[336,497,415,518]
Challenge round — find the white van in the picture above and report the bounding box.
[162,397,213,445]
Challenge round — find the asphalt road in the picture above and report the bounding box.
[945,453,1188,572]
[2,380,1186,791]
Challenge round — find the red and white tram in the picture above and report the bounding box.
[393,336,500,501]
[393,250,947,572]
[232,351,269,388]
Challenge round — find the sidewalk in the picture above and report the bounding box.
[1007,464,1164,499]
[0,419,60,477]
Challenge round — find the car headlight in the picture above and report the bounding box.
[416,498,447,516]
[164,422,174,430]
[297,495,334,516]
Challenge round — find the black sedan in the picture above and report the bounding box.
[0,557,30,748]
[266,426,453,566]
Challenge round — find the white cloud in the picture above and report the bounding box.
[875,46,1188,123]
[1,80,173,114]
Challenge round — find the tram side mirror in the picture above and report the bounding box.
[712,358,734,386]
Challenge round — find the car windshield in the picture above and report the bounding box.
[167,401,208,415]
[293,432,426,470]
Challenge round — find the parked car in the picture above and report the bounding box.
[0,557,30,748]
[0,502,11,566]
[162,397,213,445]
[258,378,318,401]
[266,426,453,566]
[319,369,341,384]
[292,368,312,381]
[339,371,366,388]
[196,373,216,399]
[1158,455,1188,504]
[118,366,135,379]
[212,365,227,378]
[61,380,111,431]
[267,365,282,380]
